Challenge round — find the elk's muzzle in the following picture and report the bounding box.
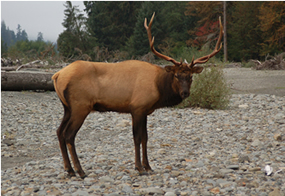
[180,90,190,99]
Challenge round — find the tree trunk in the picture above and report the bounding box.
[1,71,54,91]
[223,1,228,62]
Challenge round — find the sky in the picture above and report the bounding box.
[1,1,86,43]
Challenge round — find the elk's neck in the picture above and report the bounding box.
[154,71,182,108]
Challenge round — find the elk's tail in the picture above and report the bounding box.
[52,72,68,107]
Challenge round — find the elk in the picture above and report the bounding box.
[52,13,223,178]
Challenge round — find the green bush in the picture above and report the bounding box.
[179,65,231,110]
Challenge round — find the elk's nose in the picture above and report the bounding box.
[180,91,190,99]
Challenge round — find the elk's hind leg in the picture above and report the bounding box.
[57,104,75,177]
[64,106,90,179]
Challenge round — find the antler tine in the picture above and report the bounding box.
[189,16,224,68]
[144,12,181,66]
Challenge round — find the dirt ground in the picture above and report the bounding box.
[224,68,285,96]
[1,68,285,171]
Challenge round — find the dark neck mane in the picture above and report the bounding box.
[154,71,182,109]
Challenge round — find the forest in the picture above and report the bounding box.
[1,20,56,61]
[2,1,285,64]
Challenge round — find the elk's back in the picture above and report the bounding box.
[52,60,162,113]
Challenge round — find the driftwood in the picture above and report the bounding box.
[1,67,18,71]
[251,53,285,70]
[1,59,66,71]
[16,60,41,71]
[1,71,54,91]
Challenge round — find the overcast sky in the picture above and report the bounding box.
[1,1,85,43]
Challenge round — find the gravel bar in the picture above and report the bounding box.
[1,91,285,196]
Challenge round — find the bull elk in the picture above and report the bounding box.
[52,13,223,178]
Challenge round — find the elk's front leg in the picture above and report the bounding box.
[142,122,152,172]
[132,113,147,174]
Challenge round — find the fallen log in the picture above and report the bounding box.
[1,66,18,71]
[1,71,55,91]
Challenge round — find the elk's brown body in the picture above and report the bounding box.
[53,60,183,114]
[52,13,223,178]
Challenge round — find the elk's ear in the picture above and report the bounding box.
[165,66,176,73]
[192,66,204,74]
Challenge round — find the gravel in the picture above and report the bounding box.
[1,91,285,196]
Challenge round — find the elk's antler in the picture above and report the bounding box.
[188,16,224,68]
[144,12,182,66]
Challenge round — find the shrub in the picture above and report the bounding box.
[179,65,231,110]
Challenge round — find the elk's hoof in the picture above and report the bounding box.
[146,169,155,175]
[66,169,76,178]
[135,166,146,175]
[139,171,149,176]
[144,165,153,172]
[77,171,87,179]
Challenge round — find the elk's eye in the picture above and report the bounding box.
[185,75,191,81]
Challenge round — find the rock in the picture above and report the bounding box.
[236,178,250,187]
[226,165,239,170]
[273,133,282,141]
[269,188,282,196]
[165,192,176,196]
[219,169,233,175]
[116,119,130,127]
[121,175,131,181]
[206,179,216,186]
[239,155,250,163]
[132,183,140,187]
[157,149,166,154]
[139,187,165,195]
[2,138,14,146]
[180,192,188,196]
[170,171,181,177]
[99,176,114,183]
[72,190,89,196]
[210,187,220,194]
[122,185,133,193]
[246,181,259,188]
[248,167,261,172]
[2,92,285,196]
[252,139,261,146]
[216,179,232,188]
[196,160,204,167]
[238,104,249,108]
[98,117,105,122]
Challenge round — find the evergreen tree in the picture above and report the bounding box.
[1,20,16,47]
[16,24,22,41]
[1,39,8,57]
[127,1,166,56]
[21,30,28,41]
[158,1,193,57]
[85,1,142,51]
[37,32,44,42]
[57,1,95,59]
[227,2,262,61]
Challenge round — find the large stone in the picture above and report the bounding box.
[269,188,282,196]
[139,187,165,195]
[273,133,282,141]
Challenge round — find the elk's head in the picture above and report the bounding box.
[144,13,224,99]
